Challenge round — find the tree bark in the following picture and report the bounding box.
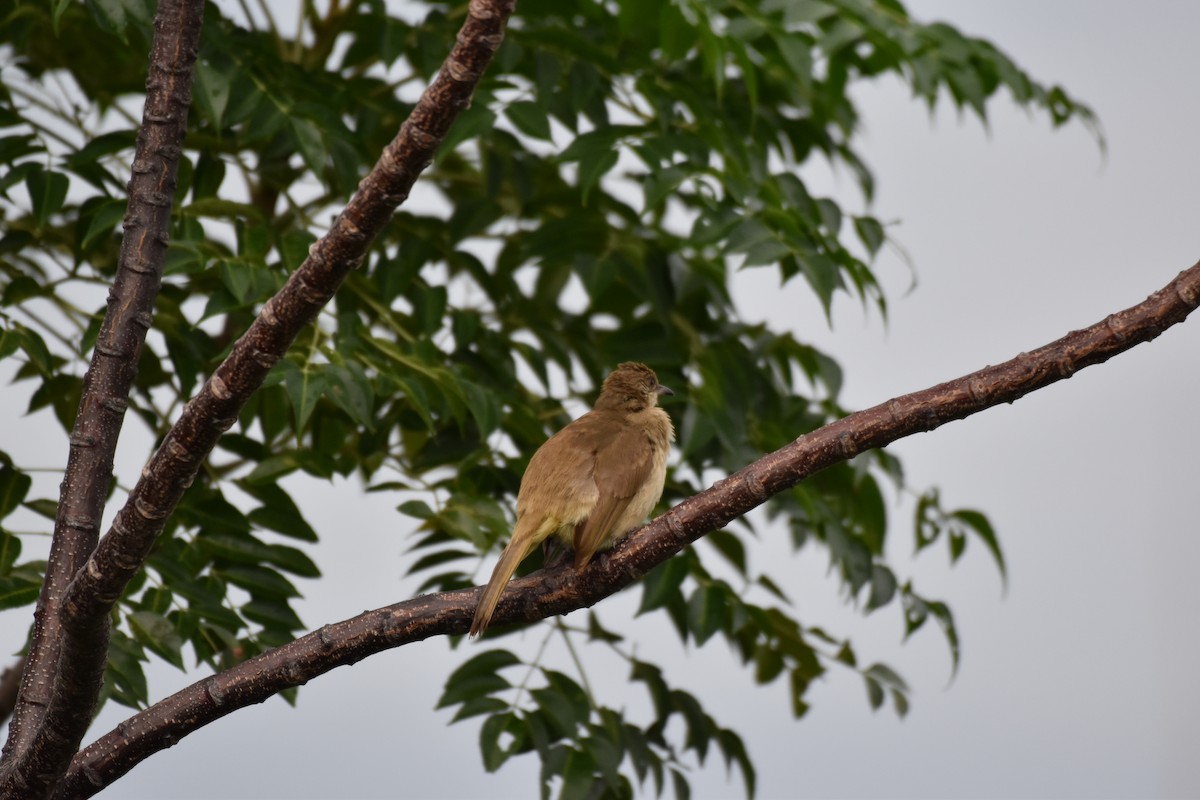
[51,259,1200,800]
[0,0,205,794]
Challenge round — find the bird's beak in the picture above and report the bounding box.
[656,383,674,397]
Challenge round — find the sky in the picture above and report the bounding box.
[3,1,1200,798]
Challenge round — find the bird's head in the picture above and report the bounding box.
[595,362,673,413]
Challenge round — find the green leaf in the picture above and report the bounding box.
[753,643,784,684]
[242,597,305,631]
[199,533,320,578]
[450,696,508,723]
[755,574,790,603]
[106,632,149,708]
[195,60,233,130]
[439,649,520,709]
[705,530,746,576]
[406,548,473,577]
[243,454,301,485]
[23,499,57,521]
[672,689,713,761]
[586,611,624,644]
[914,490,940,551]
[577,149,617,205]
[87,0,151,40]
[217,565,300,599]
[864,662,909,692]
[687,584,726,645]
[14,325,53,375]
[178,487,252,536]
[128,610,185,669]
[505,101,552,141]
[854,215,886,257]
[245,484,319,542]
[642,165,689,213]
[398,499,435,520]
[659,2,693,60]
[26,166,69,229]
[0,530,20,574]
[284,365,330,431]
[437,106,497,161]
[799,253,841,316]
[0,136,37,170]
[280,229,316,272]
[866,563,897,611]
[926,598,961,675]
[560,748,598,800]
[670,768,691,800]
[290,117,326,176]
[637,556,688,615]
[52,0,72,31]
[952,508,1007,585]
[0,467,32,519]
[67,129,136,168]
[788,666,811,718]
[183,197,265,221]
[81,198,128,248]
[541,670,590,727]
[864,675,884,710]
[716,728,756,799]
[479,712,524,772]
[458,378,500,436]
[0,566,42,610]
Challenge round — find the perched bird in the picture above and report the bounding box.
[469,362,675,637]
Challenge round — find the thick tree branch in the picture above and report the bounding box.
[53,261,1200,799]
[0,1,515,798]
[60,0,514,628]
[0,0,204,791]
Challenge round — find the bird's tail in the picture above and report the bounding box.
[470,518,542,637]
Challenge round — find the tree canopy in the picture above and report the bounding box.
[4,1,1181,798]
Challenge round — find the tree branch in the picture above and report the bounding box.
[59,0,515,629]
[0,0,205,790]
[0,1,515,798]
[53,261,1200,800]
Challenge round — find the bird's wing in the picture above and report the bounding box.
[515,412,606,527]
[572,418,656,567]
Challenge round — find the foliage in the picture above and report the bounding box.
[0,0,1095,795]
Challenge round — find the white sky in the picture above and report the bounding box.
[3,1,1199,798]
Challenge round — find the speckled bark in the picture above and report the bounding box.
[52,262,1200,800]
[0,0,516,797]
[0,0,204,795]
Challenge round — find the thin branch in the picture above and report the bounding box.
[53,261,1200,800]
[1,1,514,797]
[0,0,205,786]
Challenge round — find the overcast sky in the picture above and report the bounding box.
[3,1,1199,798]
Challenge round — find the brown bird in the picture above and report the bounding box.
[469,362,675,637]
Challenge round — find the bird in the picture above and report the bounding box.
[469,362,675,637]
